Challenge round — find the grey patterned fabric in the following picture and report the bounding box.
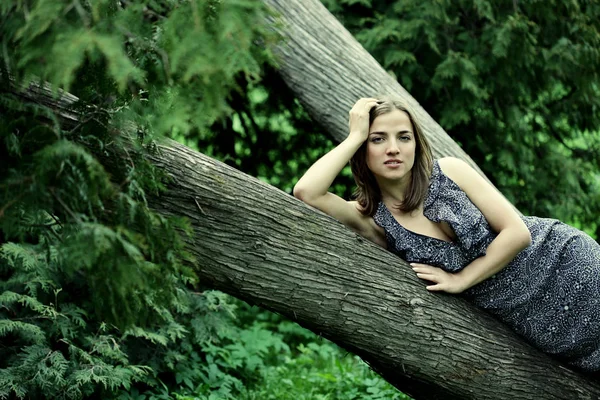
[373,159,600,370]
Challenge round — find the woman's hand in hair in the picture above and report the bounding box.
[410,263,469,294]
[348,98,380,143]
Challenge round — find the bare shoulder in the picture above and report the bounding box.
[437,157,481,187]
[436,158,529,241]
[437,156,473,174]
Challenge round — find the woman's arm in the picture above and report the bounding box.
[293,98,383,243]
[293,135,364,204]
[412,157,531,293]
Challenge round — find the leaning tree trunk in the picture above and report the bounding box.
[261,0,470,162]
[150,140,600,400]
[10,83,600,399]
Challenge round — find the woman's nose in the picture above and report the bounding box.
[386,141,400,154]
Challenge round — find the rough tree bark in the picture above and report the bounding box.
[261,0,470,162]
[254,0,600,396]
[10,83,600,400]
[8,0,600,395]
[149,140,600,400]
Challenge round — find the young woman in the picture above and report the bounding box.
[294,97,600,371]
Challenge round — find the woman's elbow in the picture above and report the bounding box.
[518,224,532,249]
[503,223,531,250]
[293,184,315,203]
[293,184,306,201]
[524,229,532,247]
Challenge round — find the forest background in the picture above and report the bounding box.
[1,0,599,399]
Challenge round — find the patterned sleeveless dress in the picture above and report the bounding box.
[373,159,600,371]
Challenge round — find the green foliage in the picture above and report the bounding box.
[8,0,597,399]
[0,116,194,397]
[177,69,355,199]
[236,305,410,400]
[322,0,600,238]
[0,0,303,399]
[0,1,403,399]
[3,0,279,137]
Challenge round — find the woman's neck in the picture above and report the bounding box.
[378,175,411,207]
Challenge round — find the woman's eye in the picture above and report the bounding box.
[400,136,411,141]
[370,137,383,143]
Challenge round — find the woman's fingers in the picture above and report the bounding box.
[410,263,432,268]
[410,263,466,294]
[412,263,444,284]
[426,284,444,291]
[347,98,380,141]
[411,263,437,273]
[349,98,379,114]
[416,272,437,281]
[358,97,379,104]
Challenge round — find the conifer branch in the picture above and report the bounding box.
[0,193,24,219]
[48,187,82,224]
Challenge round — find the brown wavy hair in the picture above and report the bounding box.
[350,97,434,216]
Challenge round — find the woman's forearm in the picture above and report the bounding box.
[293,136,364,201]
[457,227,531,290]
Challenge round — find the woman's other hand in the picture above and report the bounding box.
[348,98,380,142]
[410,263,468,294]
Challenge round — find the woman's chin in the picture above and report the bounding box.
[376,171,410,184]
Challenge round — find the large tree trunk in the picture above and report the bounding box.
[8,3,600,398]
[14,86,600,400]
[253,1,600,396]
[151,141,600,400]
[262,0,471,164]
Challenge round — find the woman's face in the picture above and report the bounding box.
[366,109,416,184]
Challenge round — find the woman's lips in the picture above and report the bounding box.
[384,160,402,167]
